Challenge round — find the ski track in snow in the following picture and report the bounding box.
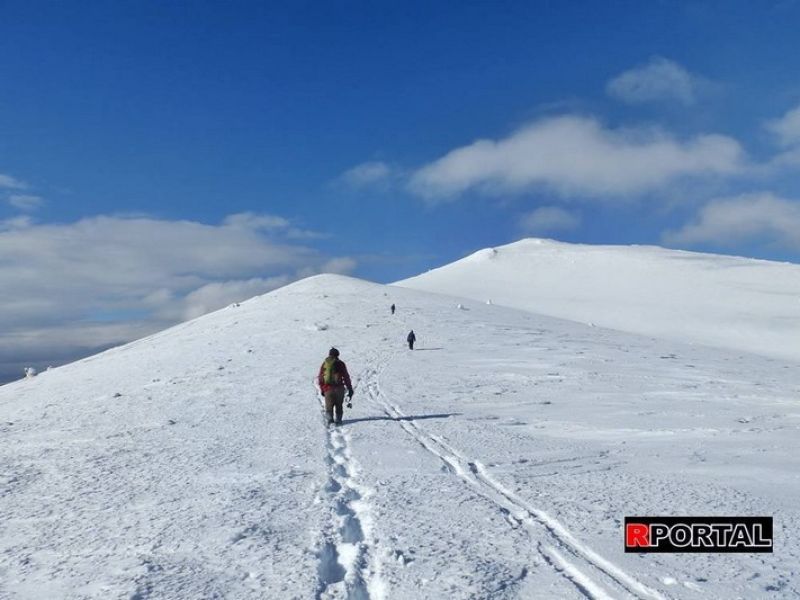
[361,358,667,600]
[314,383,384,600]
[4,274,800,598]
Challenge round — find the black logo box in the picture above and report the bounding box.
[625,516,773,553]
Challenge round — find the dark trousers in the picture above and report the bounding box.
[408,340,414,349]
[324,388,345,422]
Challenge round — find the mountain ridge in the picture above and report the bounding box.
[2,267,799,598]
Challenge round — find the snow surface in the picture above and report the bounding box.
[396,238,800,363]
[2,272,800,599]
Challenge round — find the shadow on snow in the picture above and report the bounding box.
[342,413,460,425]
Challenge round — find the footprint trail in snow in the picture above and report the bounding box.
[315,391,385,600]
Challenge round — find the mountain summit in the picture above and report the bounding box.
[397,238,800,362]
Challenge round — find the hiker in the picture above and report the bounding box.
[407,330,416,350]
[391,303,395,315]
[318,347,354,425]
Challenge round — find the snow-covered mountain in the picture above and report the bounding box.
[397,238,800,362]
[2,265,799,598]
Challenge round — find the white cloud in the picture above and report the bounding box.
[340,161,392,187]
[0,213,356,382]
[765,104,800,147]
[410,116,744,200]
[320,257,358,274]
[0,215,33,231]
[519,207,581,235]
[664,192,800,249]
[223,211,326,240]
[163,256,357,322]
[606,57,702,105]
[223,212,291,230]
[165,276,293,320]
[0,173,27,189]
[770,147,800,168]
[8,194,43,211]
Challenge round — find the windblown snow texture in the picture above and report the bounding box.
[2,265,799,598]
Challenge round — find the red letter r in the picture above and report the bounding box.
[626,523,650,548]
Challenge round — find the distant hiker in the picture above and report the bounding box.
[390,303,395,315]
[318,347,354,425]
[407,330,416,350]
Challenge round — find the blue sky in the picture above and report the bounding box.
[2,0,800,380]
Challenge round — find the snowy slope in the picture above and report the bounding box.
[395,238,800,363]
[2,274,799,599]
